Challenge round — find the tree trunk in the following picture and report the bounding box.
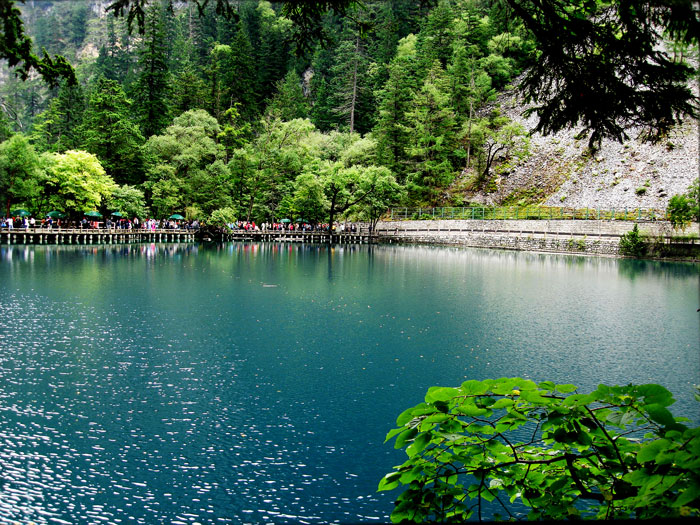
[349,34,360,133]
[328,194,337,244]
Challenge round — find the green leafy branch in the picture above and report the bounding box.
[380,378,699,522]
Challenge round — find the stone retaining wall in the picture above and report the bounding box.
[374,220,698,257]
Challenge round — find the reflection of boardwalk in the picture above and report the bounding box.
[214,230,375,244]
[0,228,197,245]
[0,228,376,245]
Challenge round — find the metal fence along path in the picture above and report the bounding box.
[388,206,666,222]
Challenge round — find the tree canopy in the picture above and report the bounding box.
[1,1,697,147]
[0,0,697,222]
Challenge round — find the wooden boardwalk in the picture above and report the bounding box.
[0,227,375,245]
[0,228,197,245]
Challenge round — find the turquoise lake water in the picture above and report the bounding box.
[0,242,698,523]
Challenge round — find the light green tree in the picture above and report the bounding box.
[230,116,320,222]
[144,109,230,218]
[470,113,529,184]
[349,165,403,229]
[108,184,148,219]
[285,172,328,224]
[209,206,237,227]
[40,150,117,216]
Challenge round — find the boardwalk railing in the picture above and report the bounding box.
[388,206,667,221]
[0,227,197,245]
[0,227,376,245]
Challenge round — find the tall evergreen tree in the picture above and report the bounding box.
[31,80,85,153]
[94,16,135,85]
[405,60,459,202]
[208,28,259,122]
[327,24,375,134]
[415,0,455,69]
[257,6,295,102]
[267,70,310,121]
[171,65,209,116]
[374,59,414,183]
[81,77,145,186]
[132,3,172,138]
[374,35,421,183]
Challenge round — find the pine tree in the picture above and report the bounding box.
[374,35,422,183]
[94,16,135,85]
[31,80,85,153]
[256,4,294,103]
[405,60,459,202]
[81,77,145,186]
[327,25,375,134]
[132,3,172,138]
[171,65,209,115]
[267,70,310,121]
[374,59,414,183]
[208,28,259,122]
[416,0,455,69]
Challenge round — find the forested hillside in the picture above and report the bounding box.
[0,0,697,223]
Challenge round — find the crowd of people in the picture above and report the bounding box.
[0,215,200,231]
[228,221,358,233]
[1,215,364,233]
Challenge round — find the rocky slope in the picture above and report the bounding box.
[463,88,699,211]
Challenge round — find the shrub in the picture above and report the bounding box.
[667,179,699,230]
[619,223,646,257]
[209,207,237,227]
[667,195,694,230]
[380,378,700,522]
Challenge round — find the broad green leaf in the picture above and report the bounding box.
[606,409,637,426]
[515,379,538,391]
[461,379,488,395]
[645,404,676,427]
[455,404,489,417]
[637,439,670,463]
[538,381,555,390]
[385,426,406,443]
[520,390,549,404]
[396,405,420,426]
[437,431,467,442]
[423,413,449,424]
[378,471,401,491]
[491,398,514,409]
[491,379,519,395]
[481,488,496,502]
[426,387,460,403]
[562,393,595,406]
[406,432,431,458]
[637,384,674,406]
[394,427,418,449]
[555,383,578,393]
[674,484,700,507]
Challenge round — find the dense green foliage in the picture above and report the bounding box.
[618,223,646,258]
[381,378,700,521]
[0,0,697,223]
[667,178,700,230]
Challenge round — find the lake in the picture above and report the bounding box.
[0,242,698,523]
